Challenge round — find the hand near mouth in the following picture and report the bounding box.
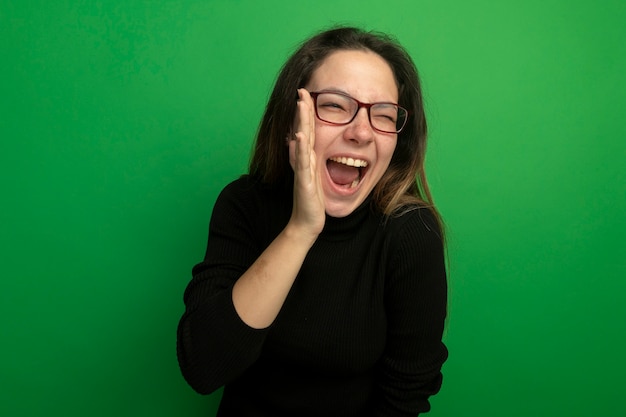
[288,88,326,242]
[230,89,325,330]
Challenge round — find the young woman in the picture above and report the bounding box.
[177,27,448,416]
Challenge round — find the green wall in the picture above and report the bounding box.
[2,1,624,416]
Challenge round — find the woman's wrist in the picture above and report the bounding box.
[283,219,320,249]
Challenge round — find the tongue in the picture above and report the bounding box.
[327,160,360,185]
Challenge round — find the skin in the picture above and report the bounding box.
[232,50,399,329]
[294,50,399,218]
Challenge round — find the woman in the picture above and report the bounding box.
[177,27,448,416]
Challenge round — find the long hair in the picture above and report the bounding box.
[249,27,442,228]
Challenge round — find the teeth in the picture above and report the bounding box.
[329,156,368,167]
[350,178,360,188]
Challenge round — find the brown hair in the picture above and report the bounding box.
[249,26,442,227]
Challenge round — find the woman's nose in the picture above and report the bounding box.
[345,108,374,143]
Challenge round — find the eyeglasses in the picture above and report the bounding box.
[309,91,408,134]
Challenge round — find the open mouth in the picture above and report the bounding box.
[326,156,369,189]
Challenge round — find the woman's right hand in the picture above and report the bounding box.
[229,89,326,329]
[288,88,326,242]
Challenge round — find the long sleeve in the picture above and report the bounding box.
[176,178,287,394]
[373,208,448,416]
[177,179,448,415]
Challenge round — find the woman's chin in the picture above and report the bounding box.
[323,195,366,218]
[322,176,373,217]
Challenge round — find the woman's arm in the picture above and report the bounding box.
[177,89,325,393]
[374,208,448,416]
[232,88,324,329]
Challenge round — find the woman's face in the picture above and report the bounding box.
[305,49,399,217]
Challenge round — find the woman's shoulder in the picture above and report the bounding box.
[220,174,259,195]
[220,174,289,199]
[387,205,441,231]
[216,175,265,206]
[214,174,292,222]
[384,205,444,249]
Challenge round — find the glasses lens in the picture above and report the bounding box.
[371,103,406,133]
[315,93,357,124]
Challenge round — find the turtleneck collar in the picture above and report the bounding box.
[319,195,379,241]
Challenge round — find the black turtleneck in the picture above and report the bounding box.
[177,175,448,417]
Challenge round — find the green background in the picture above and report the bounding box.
[2,1,624,416]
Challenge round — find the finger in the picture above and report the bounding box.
[295,90,312,138]
[293,131,311,173]
[294,98,313,170]
[297,89,316,150]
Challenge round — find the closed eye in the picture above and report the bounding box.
[372,102,397,118]
[321,102,347,111]
[375,114,397,122]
